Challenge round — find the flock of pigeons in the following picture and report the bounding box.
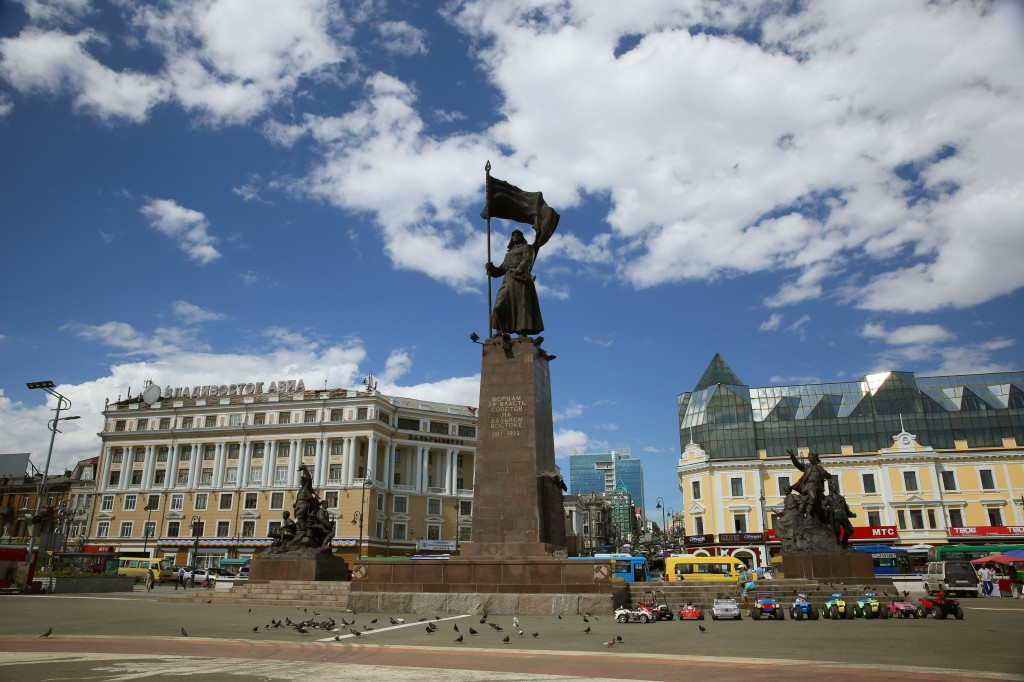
[36,605,661,648]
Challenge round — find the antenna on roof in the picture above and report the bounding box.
[899,413,905,432]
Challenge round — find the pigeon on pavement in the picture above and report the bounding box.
[39,627,52,638]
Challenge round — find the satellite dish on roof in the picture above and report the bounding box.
[142,384,162,404]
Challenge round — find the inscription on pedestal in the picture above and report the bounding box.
[488,394,524,439]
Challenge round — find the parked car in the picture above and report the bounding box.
[710,597,742,621]
[922,561,980,598]
[751,592,784,620]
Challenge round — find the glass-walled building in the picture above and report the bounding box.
[679,354,1024,459]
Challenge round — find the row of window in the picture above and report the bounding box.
[688,467,1002,502]
[114,411,475,436]
[686,506,1006,536]
[100,492,470,516]
[93,518,459,541]
[104,465,467,490]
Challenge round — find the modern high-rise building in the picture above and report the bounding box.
[568,449,646,519]
[675,354,1024,568]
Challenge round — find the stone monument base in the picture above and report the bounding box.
[782,552,880,582]
[348,556,624,615]
[249,553,349,582]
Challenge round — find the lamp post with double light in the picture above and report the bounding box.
[25,381,78,569]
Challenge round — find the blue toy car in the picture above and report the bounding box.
[790,593,819,620]
[752,592,784,620]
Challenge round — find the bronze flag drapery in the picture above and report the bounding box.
[480,175,560,248]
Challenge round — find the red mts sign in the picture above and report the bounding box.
[767,526,897,541]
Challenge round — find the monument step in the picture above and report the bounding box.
[166,580,351,607]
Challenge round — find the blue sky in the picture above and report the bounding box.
[2,0,1023,523]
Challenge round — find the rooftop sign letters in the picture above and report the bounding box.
[162,379,306,400]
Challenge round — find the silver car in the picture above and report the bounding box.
[711,597,742,620]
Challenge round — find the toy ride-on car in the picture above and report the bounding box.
[710,596,742,620]
[637,590,674,621]
[916,592,964,620]
[790,594,819,620]
[752,592,784,620]
[678,601,704,620]
[853,593,888,619]
[822,593,855,620]
[615,605,657,624]
[885,598,919,618]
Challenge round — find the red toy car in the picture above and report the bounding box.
[678,601,704,620]
[637,590,674,621]
[917,592,964,620]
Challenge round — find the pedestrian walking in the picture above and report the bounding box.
[145,568,154,592]
[176,566,185,590]
[978,565,993,597]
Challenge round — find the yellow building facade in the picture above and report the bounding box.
[85,380,477,568]
[677,428,1024,567]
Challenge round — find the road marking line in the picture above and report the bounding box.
[320,614,471,642]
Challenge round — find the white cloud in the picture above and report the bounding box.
[870,337,1016,376]
[554,428,592,460]
[172,300,226,325]
[0,0,353,124]
[0,29,166,121]
[140,198,221,264]
[759,313,783,332]
[5,1,1023,318]
[861,323,954,346]
[553,401,584,422]
[377,21,428,57]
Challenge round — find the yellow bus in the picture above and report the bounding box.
[117,558,175,583]
[665,555,747,582]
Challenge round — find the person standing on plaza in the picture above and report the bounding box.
[177,566,185,590]
[978,564,993,597]
[736,564,755,616]
[145,568,154,592]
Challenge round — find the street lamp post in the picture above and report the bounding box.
[25,381,78,570]
[453,499,461,554]
[142,503,154,555]
[356,476,372,560]
[655,496,665,547]
[190,516,201,569]
[666,507,675,547]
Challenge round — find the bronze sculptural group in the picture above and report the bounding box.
[267,464,336,554]
[780,449,857,552]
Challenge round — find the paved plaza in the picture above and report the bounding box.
[0,588,1022,680]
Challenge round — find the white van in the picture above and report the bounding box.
[922,560,980,597]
